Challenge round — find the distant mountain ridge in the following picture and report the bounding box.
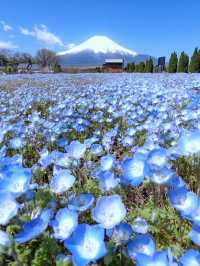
[57,35,157,67]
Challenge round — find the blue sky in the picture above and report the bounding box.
[0,0,200,57]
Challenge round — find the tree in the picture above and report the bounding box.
[134,62,145,73]
[168,52,178,73]
[145,57,154,73]
[5,65,15,74]
[189,48,200,73]
[134,64,139,72]
[36,49,57,69]
[0,51,8,66]
[138,62,145,73]
[127,62,135,72]
[53,63,62,73]
[177,52,189,73]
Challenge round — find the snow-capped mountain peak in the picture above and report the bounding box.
[57,35,137,56]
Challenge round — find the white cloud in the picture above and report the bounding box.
[19,27,34,36]
[0,21,13,32]
[0,41,18,49]
[20,24,64,47]
[66,43,75,49]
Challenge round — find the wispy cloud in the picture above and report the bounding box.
[19,24,65,47]
[0,41,18,49]
[19,27,34,36]
[66,43,75,49]
[0,21,13,32]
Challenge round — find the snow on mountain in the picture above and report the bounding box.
[57,35,137,56]
[57,35,156,67]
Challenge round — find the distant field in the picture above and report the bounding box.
[0,73,200,266]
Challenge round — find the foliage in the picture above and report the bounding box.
[127,63,135,72]
[135,62,145,73]
[189,47,200,73]
[4,65,16,74]
[178,52,189,73]
[168,52,178,73]
[145,57,154,73]
[53,63,62,73]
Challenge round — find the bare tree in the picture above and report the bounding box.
[35,48,57,69]
[0,49,11,66]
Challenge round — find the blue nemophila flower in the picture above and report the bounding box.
[167,175,186,189]
[67,141,86,160]
[0,166,32,197]
[51,208,78,241]
[39,150,70,169]
[84,137,99,148]
[90,144,103,156]
[136,250,170,266]
[176,130,200,155]
[24,190,36,202]
[100,154,115,171]
[55,153,72,168]
[50,168,75,194]
[148,167,174,185]
[0,145,6,158]
[15,208,52,244]
[127,234,155,260]
[0,192,19,225]
[38,149,51,167]
[189,224,200,247]
[146,148,168,171]
[64,224,107,266]
[98,171,119,192]
[127,127,136,137]
[108,222,133,245]
[57,138,68,148]
[122,153,147,187]
[168,188,198,217]
[188,199,200,226]
[122,136,134,147]
[0,230,11,248]
[9,137,23,149]
[179,249,200,266]
[132,217,149,234]
[92,195,126,229]
[68,193,94,212]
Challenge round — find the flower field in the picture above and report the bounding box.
[0,73,200,266]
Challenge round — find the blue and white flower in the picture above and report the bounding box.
[127,234,155,260]
[15,208,52,244]
[50,168,75,194]
[92,195,126,229]
[179,249,200,266]
[51,208,78,240]
[64,224,107,266]
[68,193,94,212]
[0,192,19,225]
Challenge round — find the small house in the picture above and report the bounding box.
[17,63,32,73]
[103,59,124,72]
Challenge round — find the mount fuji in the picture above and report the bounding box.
[57,36,156,67]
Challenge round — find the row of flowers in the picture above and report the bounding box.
[0,74,200,265]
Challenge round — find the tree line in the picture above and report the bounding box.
[126,48,200,73]
[0,48,62,73]
[126,57,154,73]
